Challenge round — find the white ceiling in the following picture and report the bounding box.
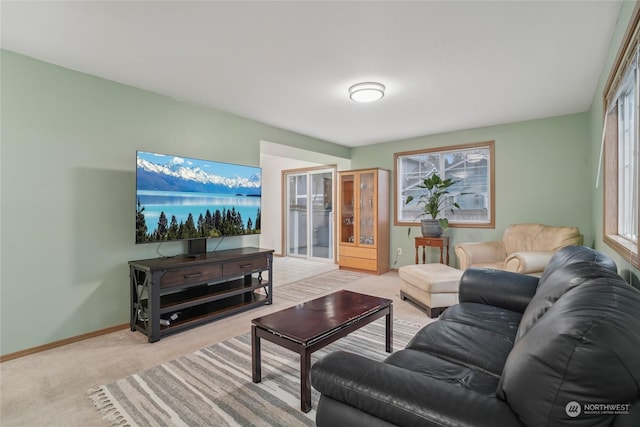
[1,1,622,147]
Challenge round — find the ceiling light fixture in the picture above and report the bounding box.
[349,82,385,103]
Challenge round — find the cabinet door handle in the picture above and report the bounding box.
[184,272,203,279]
[240,263,253,268]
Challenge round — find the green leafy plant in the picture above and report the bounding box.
[404,174,461,232]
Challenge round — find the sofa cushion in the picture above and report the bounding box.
[497,277,640,426]
[537,245,617,284]
[312,350,524,427]
[385,349,500,394]
[463,261,504,270]
[502,223,582,255]
[515,261,622,341]
[439,303,522,341]
[406,320,514,377]
[514,246,618,341]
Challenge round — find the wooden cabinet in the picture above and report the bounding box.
[129,247,273,342]
[338,169,390,274]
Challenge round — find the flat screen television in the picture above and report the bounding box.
[135,150,262,251]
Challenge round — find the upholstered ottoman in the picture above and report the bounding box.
[399,263,463,318]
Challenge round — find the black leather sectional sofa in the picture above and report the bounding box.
[311,246,640,426]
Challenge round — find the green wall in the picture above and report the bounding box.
[0,50,349,356]
[350,113,592,268]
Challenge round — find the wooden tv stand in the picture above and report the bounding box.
[129,247,274,343]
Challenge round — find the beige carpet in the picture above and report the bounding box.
[89,318,420,426]
[267,269,369,302]
[1,267,432,427]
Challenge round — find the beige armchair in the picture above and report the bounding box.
[455,223,583,276]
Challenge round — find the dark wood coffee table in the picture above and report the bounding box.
[251,289,393,412]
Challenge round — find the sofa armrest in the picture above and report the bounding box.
[455,241,506,270]
[504,251,554,275]
[458,268,539,313]
[312,351,522,427]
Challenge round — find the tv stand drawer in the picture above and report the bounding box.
[223,256,268,276]
[160,264,223,288]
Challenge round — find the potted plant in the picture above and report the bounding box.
[404,174,461,237]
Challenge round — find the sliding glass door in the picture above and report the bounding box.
[285,168,334,261]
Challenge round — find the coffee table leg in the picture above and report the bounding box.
[252,325,261,383]
[300,349,312,412]
[386,306,393,353]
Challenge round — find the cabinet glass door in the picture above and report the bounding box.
[358,171,376,247]
[310,171,333,259]
[340,173,355,244]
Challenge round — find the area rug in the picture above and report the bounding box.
[89,318,421,427]
[270,269,370,303]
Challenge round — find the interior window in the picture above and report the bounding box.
[394,141,495,228]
